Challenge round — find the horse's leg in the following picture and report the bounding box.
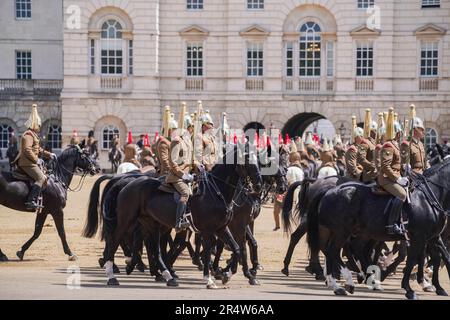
[381,240,407,281]
[160,231,177,278]
[143,237,165,282]
[17,212,48,260]
[52,211,75,260]
[146,227,177,287]
[325,234,349,296]
[246,225,262,276]
[0,248,8,261]
[168,230,187,265]
[212,239,224,279]
[416,245,434,292]
[216,228,241,286]
[186,230,195,258]
[428,238,448,296]
[401,240,424,300]
[192,233,203,270]
[201,234,216,289]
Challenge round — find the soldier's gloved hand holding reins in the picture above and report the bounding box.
[397,176,409,187]
[182,173,194,183]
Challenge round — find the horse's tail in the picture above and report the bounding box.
[82,174,113,238]
[282,180,304,234]
[295,178,314,221]
[306,188,328,255]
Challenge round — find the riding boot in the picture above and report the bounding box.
[386,198,405,235]
[175,201,190,233]
[25,185,44,210]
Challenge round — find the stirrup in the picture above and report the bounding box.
[386,224,404,236]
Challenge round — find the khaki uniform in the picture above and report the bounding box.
[377,140,407,201]
[375,144,383,173]
[15,130,51,187]
[345,145,362,180]
[358,138,378,183]
[155,137,171,176]
[409,138,429,174]
[70,136,80,145]
[194,132,217,171]
[298,151,311,169]
[319,151,336,169]
[123,144,141,168]
[166,136,192,202]
[306,145,319,161]
[140,146,157,171]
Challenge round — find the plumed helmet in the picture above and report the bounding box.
[354,127,364,138]
[412,117,424,130]
[25,104,42,131]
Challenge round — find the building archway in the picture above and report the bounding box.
[282,112,337,142]
[243,121,265,132]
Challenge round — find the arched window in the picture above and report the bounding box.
[101,20,123,75]
[299,22,321,77]
[0,124,14,149]
[102,125,120,149]
[47,125,62,149]
[425,128,438,150]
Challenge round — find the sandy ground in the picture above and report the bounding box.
[0,175,449,300]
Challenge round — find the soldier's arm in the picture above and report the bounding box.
[380,146,399,182]
[159,141,171,172]
[168,139,185,179]
[193,134,203,166]
[400,142,410,167]
[347,150,362,177]
[22,134,38,164]
[357,143,376,171]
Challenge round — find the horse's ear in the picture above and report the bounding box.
[79,139,86,149]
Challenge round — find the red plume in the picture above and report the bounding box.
[72,129,78,137]
[233,133,237,144]
[267,136,271,147]
[254,132,260,148]
[285,133,291,145]
[278,133,284,145]
[127,131,133,145]
[144,134,150,147]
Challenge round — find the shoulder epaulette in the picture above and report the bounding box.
[348,145,357,152]
[401,140,409,146]
[383,142,394,149]
[376,144,382,150]
[360,139,369,145]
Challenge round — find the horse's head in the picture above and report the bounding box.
[73,145,101,175]
[234,143,262,194]
[258,149,288,195]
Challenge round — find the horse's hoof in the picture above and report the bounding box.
[249,278,260,286]
[305,265,314,275]
[136,262,146,273]
[171,271,179,279]
[315,273,326,281]
[155,274,166,282]
[107,278,120,286]
[357,274,365,284]
[281,268,289,277]
[207,282,219,289]
[16,251,24,261]
[436,289,448,296]
[0,253,8,262]
[249,268,257,277]
[405,291,418,300]
[98,258,105,268]
[256,264,264,271]
[167,279,179,287]
[68,254,78,261]
[344,284,355,294]
[422,285,435,293]
[126,264,134,275]
[334,287,347,296]
[113,264,120,274]
[222,272,231,285]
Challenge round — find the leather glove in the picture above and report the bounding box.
[182,173,194,183]
[396,176,409,187]
[50,153,57,160]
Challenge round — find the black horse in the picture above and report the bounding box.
[307,159,450,299]
[108,146,122,173]
[84,144,262,287]
[0,145,100,261]
[6,143,19,172]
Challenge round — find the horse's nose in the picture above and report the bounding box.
[254,183,262,194]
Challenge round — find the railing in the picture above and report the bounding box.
[420,78,439,91]
[0,79,63,95]
[284,79,293,91]
[185,78,204,91]
[299,78,320,92]
[101,76,122,90]
[355,78,374,92]
[245,78,264,91]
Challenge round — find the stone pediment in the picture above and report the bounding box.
[350,25,381,37]
[414,24,446,37]
[179,25,209,39]
[239,25,270,38]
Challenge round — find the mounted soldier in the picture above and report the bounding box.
[375,112,386,173]
[165,103,194,232]
[13,104,56,210]
[304,132,319,162]
[378,108,409,235]
[407,104,429,174]
[116,131,141,174]
[86,130,99,160]
[345,116,363,181]
[70,129,80,146]
[358,109,378,183]
[317,139,338,178]
[333,135,346,176]
[194,102,217,172]
[155,106,174,177]
[139,134,157,173]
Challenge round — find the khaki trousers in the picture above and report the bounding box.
[381,182,407,202]
[21,166,46,187]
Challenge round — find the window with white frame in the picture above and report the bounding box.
[102,125,120,149]
[16,51,32,79]
[47,125,62,149]
[16,0,31,19]
[0,124,14,149]
[356,41,373,77]
[186,43,203,77]
[420,41,438,77]
[285,42,293,77]
[425,128,438,150]
[90,39,95,74]
[326,41,334,77]
[299,22,321,77]
[128,40,133,75]
[247,42,263,77]
[247,0,264,9]
[422,0,440,8]
[187,0,203,10]
[357,0,374,9]
[101,20,123,75]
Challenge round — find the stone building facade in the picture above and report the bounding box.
[1,0,450,167]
